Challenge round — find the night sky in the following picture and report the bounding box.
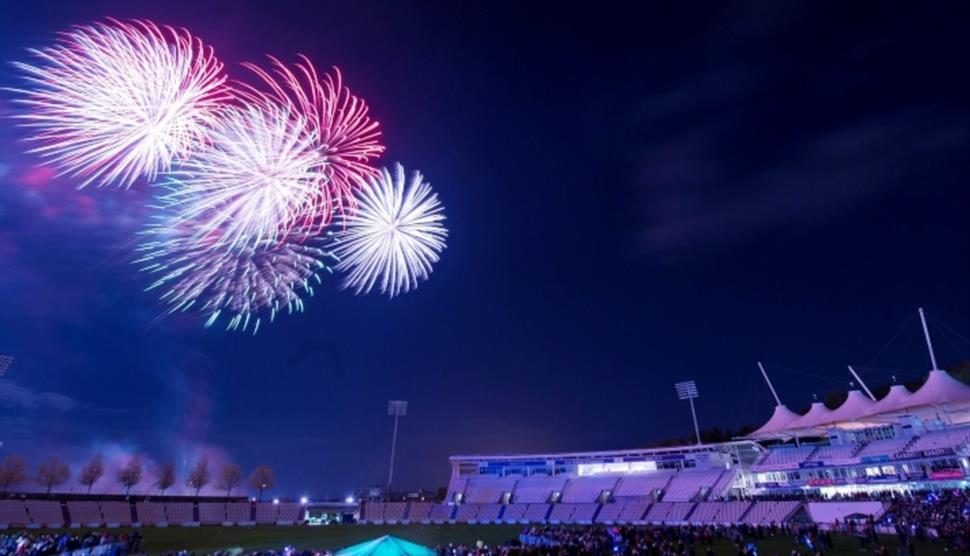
[0,2,968,499]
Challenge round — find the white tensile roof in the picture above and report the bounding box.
[750,404,801,436]
[863,384,913,416]
[903,369,970,409]
[787,401,833,430]
[821,390,876,425]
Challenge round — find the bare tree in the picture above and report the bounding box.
[248,465,275,501]
[217,463,242,497]
[155,462,176,495]
[117,455,143,496]
[36,457,70,494]
[79,454,104,494]
[0,455,27,493]
[187,455,210,497]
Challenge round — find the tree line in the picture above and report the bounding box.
[0,453,276,500]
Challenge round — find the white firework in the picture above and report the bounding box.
[10,19,229,188]
[333,164,448,297]
[159,101,327,251]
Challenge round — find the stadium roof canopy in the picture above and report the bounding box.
[749,370,970,438]
[336,535,435,556]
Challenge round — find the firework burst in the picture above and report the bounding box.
[333,164,448,297]
[159,100,327,250]
[10,18,230,188]
[239,55,384,228]
[137,205,335,333]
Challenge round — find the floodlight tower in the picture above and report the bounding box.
[675,380,702,445]
[386,400,408,496]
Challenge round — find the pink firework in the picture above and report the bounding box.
[238,55,384,230]
[10,19,230,188]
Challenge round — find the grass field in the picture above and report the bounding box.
[19,525,959,555]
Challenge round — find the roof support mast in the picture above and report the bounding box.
[918,307,940,371]
[757,361,783,406]
[847,365,877,401]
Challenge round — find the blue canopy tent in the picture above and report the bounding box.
[335,535,436,556]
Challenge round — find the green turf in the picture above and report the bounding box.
[18,526,958,555]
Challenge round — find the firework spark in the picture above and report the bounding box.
[136,206,335,333]
[239,55,384,228]
[333,164,448,297]
[159,101,327,250]
[10,19,229,188]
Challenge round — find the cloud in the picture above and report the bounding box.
[0,380,80,411]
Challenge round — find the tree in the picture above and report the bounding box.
[187,455,210,497]
[248,465,275,501]
[156,462,176,495]
[0,455,27,493]
[117,455,143,496]
[79,454,104,494]
[36,457,70,494]
[217,463,242,497]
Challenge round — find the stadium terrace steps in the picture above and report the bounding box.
[689,501,751,524]
[709,468,739,498]
[382,502,408,523]
[644,501,695,524]
[741,501,801,525]
[855,437,915,458]
[406,501,432,523]
[501,503,527,523]
[428,503,455,523]
[560,476,618,503]
[473,503,503,523]
[66,501,102,526]
[664,470,723,502]
[135,502,166,526]
[254,502,278,525]
[25,500,65,528]
[276,502,302,524]
[522,503,552,523]
[905,427,970,453]
[613,473,672,499]
[753,446,818,470]
[226,502,253,525]
[164,502,195,526]
[807,444,861,464]
[0,501,30,528]
[100,501,133,526]
[463,476,518,504]
[512,476,568,504]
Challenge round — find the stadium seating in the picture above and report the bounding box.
[644,501,694,523]
[512,476,567,503]
[689,501,751,524]
[254,502,278,525]
[754,446,816,470]
[135,502,166,526]
[66,501,102,526]
[100,501,132,526]
[164,502,195,525]
[663,470,722,501]
[276,502,302,524]
[383,502,407,523]
[445,476,468,503]
[454,503,478,522]
[808,444,860,464]
[593,502,624,523]
[0,500,30,528]
[906,427,970,453]
[226,502,253,525]
[561,476,617,503]
[463,476,517,504]
[428,503,454,523]
[501,503,527,523]
[475,503,503,523]
[26,500,64,528]
[742,501,801,525]
[522,503,551,523]
[547,503,574,523]
[362,502,384,524]
[612,474,671,499]
[406,501,432,523]
[618,502,651,523]
[709,468,739,498]
[199,502,225,525]
[569,503,599,524]
[856,437,913,458]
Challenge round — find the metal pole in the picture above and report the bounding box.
[757,361,783,407]
[688,396,701,445]
[387,413,400,494]
[847,365,877,401]
[917,308,939,370]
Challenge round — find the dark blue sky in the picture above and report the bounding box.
[0,2,968,499]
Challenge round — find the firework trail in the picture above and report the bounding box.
[333,164,448,297]
[239,55,384,229]
[159,100,328,251]
[136,201,335,333]
[10,19,230,188]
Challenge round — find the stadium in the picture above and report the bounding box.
[2,1,970,555]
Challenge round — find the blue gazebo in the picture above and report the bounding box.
[335,535,436,556]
